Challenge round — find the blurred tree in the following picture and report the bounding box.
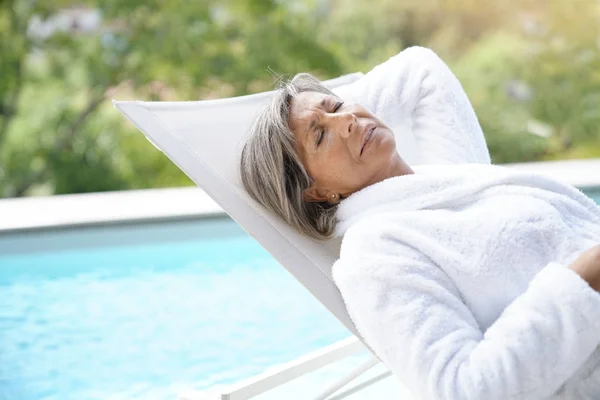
[0,0,342,197]
[515,0,600,157]
[452,32,548,164]
[318,0,513,68]
[320,0,600,163]
[2,0,599,198]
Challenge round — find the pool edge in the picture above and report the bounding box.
[1,158,599,234]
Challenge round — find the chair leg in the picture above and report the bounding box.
[313,355,380,400]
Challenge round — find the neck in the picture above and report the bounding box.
[340,154,413,199]
[389,153,414,177]
[372,153,413,185]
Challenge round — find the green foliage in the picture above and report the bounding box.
[0,0,342,197]
[516,0,600,149]
[1,0,599,198]
[451,33,549,164]
[321,0,600,164]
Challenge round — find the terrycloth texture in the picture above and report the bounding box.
[332,47,600,400]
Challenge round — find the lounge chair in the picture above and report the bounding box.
[113,72,422,399]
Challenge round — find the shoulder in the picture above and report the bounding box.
[338,216,398,259]
[335,216,428,278]
[332,215,450,294]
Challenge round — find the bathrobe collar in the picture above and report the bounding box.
[334,163,542,236]
[335,164,446,236]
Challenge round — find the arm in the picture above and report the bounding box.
[348,46,491,165]
[333,228,600,400]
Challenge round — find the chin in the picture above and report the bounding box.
[381,126,396,141]
[377,131,397,156]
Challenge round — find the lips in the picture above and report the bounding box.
[360,126,376,156]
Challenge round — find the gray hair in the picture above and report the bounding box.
[240,73,339,240]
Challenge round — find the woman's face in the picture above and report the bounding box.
[289,91,411,202]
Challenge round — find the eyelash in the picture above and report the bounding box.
[317,101,344,146]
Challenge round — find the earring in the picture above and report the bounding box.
[328,193,340,204]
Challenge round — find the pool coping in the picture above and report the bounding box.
[0,158,599,234]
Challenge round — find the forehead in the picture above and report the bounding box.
[289,91,329,130]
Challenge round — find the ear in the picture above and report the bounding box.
[303,185,332,203]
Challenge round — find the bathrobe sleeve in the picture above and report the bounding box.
[333,223,600,400]
[349,46,491,165]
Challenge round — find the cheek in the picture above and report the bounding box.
[322,150,364,188]
[316,160,348,185]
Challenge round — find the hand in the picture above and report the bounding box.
[569,244,600,292]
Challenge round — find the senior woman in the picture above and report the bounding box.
[240,46,600,399]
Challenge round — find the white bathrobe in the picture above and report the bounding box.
[332,47,600,400]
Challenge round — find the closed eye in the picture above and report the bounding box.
[317,129,325,146]
[316,101,344,147]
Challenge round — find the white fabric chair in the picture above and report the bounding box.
[113,72,421,338]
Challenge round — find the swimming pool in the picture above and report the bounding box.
[1,189,599,400]
[587,187,600,204]
[0,218,350,400]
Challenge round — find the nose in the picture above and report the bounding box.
[327,112,356,139]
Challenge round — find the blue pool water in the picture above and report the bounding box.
[0,218,349,400]
[587,188,600,204]
[1,189,599,400]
